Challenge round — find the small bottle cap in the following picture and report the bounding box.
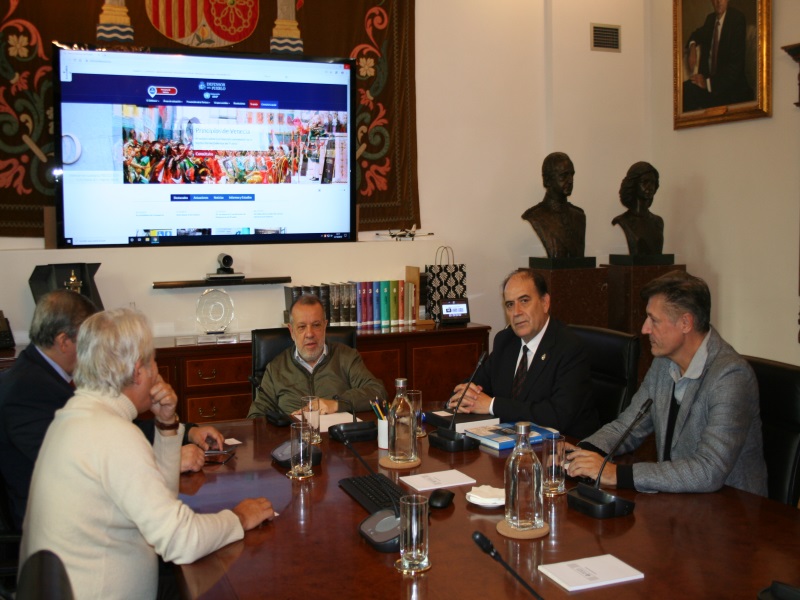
[395,378,407,387]
[515,421,531,435]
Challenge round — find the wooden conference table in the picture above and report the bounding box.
[177,418,799,599]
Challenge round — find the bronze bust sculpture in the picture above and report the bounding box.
[612,162,664,255]
[522,152,586,258]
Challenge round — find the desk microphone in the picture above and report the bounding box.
[249,376,292,427]
[566,398,653,519]
[428,351,487,452]
[336,430,400,553]
[472,531,544,599]
[328,395,378,441]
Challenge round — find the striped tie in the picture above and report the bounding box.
[512,346,528,399]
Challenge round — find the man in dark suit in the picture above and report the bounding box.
[0,291,96,530]
[0,290,222,532]
[448,268,596,438]
[683,0,753,111]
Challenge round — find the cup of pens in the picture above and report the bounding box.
[371,398,389,449]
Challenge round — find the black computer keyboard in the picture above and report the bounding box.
[338,473,406,514]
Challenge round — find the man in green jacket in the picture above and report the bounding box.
[248,294,387,417]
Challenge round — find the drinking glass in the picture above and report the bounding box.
[407,390,426,438]
[542,435,566,496]
[301,396,322,444]
[287,423,313,480]
[395,495,431,574]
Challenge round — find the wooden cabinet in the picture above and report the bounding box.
[156,324,492,422]
[357,324,491,410]
[155,341,253,422]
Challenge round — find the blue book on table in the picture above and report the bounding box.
[464,423,558,450]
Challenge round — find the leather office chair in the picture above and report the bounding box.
[569,325,641,426]
[251,326,357,398]
[15,550,74,600]
[743,355,800,506]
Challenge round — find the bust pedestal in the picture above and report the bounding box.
[528,263,608,328]
[608,254,675,266]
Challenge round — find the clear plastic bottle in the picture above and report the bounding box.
[388,378,417,462]
[504,421,543,530]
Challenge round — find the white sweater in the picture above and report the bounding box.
[21,389,243,599]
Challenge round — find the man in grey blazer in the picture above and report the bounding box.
[567,270,767,496]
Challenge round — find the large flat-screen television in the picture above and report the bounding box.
[52,43,356,249]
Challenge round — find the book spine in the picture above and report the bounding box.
[349,282,358,326]
[372,281,381,330]
[365,281,374,328]
[398,280,405,328]
[390,280,399,327]
[330,283,340,326]
[359,282,368,328]
[409,281,416,325]
[380,280,391,329]
[319,284,330,322]
[464,431,503,450]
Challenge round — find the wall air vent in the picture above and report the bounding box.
[591,24,621,52]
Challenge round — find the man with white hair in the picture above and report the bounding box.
[21,308,274,599]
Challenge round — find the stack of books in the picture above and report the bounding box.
[284,267,423,330]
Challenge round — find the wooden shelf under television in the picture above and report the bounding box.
[152,276,291,289]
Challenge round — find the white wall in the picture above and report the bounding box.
[648,0,800,364]
[1,0,798,366]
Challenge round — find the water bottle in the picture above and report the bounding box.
[504,421,543,530]
[388,378,417,462]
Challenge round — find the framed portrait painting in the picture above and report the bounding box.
[673,0,771,129]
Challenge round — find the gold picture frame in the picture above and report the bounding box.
[673,0,771,129]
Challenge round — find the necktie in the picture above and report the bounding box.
[512,346,528,399]
[711,20,720,75]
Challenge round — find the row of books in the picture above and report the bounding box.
[283,280,420,329]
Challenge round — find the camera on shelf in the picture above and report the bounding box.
[217,254,234,274]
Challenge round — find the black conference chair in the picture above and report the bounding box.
[15,550,74,600]
[251,326,357,398]
[569,324,641,426]
[743,355,800,506]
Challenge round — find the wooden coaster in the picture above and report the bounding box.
[379,456,421,470]
[496,519,550,540]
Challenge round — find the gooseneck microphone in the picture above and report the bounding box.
[428,351,487,452]
[249,376,292,427]
[566,398,654,519]
[448,350,488,430]
[472,531,544,599]
[593,398,653,489]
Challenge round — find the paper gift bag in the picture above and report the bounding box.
[425,246,467,322]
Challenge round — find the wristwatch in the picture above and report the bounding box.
[155,414,180,431]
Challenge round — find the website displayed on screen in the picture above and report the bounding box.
[53,44,356,248]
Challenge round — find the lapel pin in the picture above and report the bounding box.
[541,353,547,361]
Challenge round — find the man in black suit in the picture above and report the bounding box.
[448,268,596,438]
[0,290,222,531]
[683,0,753,111]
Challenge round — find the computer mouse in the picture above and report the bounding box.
[429,488,455,509]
